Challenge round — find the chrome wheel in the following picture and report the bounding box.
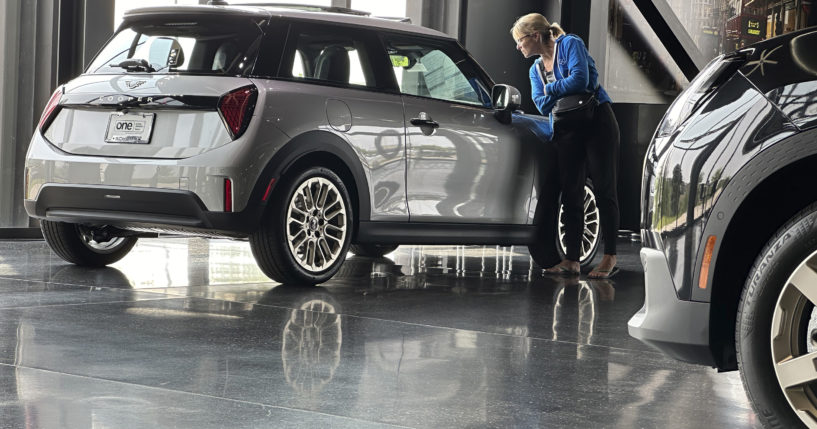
[557,185,600,263]
[286,177,348,272]
[771,251,817,428]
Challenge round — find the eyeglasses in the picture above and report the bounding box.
[515,34,534,45]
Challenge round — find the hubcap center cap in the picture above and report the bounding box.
[308,217,320,232]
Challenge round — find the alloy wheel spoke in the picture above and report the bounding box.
[315,240,327,267]
[775,351,817,389]
[290,206,308,219]
[291,232,308,252]
[788,264,817,305]
[319,238,333,260]
[325,208,344,222]
[317,184,330,209]
[323,200,340,216]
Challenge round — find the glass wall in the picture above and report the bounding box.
[604,0,689,104]
[667,0,816,63]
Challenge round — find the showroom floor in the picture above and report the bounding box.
[0,236,760,428]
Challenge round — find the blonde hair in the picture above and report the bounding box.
[510,13,565,40]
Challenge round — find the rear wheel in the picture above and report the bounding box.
[738,202,817,429]
[250,166,353,284]
[349,244,398,258]
[40,221,138,266]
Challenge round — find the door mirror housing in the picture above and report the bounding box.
[492,84,521,124]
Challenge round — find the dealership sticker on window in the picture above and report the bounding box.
[105,112,155,144]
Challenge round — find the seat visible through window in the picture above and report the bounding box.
[314,45,350,83]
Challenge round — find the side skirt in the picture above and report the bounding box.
[356,221,537,246]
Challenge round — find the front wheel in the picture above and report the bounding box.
[250,166,353,284]
[40,221,138,266]
[557,183,601,268]
[737,202,817,429]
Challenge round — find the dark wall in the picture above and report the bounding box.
[612,103,667,231]
[462,0,559,115]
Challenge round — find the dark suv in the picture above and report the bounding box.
[629,27,817,428]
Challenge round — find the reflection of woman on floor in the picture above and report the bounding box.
[511,13,621,278]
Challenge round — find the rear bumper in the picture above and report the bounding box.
[25,184,261,236]
[627,248,716,366]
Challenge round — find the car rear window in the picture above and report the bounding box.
[87,16,265,76]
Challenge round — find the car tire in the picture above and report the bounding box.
[737,202,817,429]
[250,166,353,285]
[40,221,138,267]
[557,181,601,268]
[349,244,398,258]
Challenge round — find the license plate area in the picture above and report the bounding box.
[105,112,155,144]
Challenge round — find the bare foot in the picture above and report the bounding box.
[588,254,618,279]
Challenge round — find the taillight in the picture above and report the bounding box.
[38,86,64,132]
[217,85,257,139]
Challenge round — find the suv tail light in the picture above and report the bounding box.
[38,86,64,132]
[218,85,257,140]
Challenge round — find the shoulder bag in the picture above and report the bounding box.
[550,37,598,128]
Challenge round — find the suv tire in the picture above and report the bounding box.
[349,244,398,258]
[40,221,138,266]
[737,202,817,429]
[250,166,353,285]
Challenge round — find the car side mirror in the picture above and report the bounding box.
[492,84,521,124]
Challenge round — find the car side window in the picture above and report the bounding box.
[281,25,375,88]
[383,36,491,107]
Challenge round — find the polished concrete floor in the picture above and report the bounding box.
[0,237,761,428]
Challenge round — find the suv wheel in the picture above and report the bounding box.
[349,244,398,258]
[738,202,817,429]
[40,221,138,266]
[250,166,353,284]
[557,183,601,268]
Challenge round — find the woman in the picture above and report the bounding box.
[511,13,620,279]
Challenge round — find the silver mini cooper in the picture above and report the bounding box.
[25,3,600,284]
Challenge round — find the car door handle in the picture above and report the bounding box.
[410,112,439,128]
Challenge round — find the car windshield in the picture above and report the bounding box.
[87,16,265,75]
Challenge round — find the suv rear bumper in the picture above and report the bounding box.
[627,248,716,366]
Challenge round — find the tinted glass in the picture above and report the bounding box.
[87,17,264,75]
[282,27,376,88]
[384,37,491,107]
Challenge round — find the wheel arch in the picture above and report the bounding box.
[708,147,817,370]
[250,130,371,237]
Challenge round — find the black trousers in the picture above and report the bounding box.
[552,102,620,261]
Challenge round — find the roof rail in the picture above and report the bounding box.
[376,16,411,23]
[231,3,371,16]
